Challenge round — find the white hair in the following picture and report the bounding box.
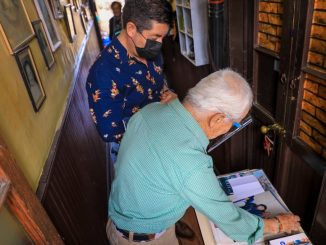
[184,68,253,120]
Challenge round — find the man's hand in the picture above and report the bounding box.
[160,89,178,104]
[276,213,301,233]
[264,214,301,234]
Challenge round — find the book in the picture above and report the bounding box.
[234,191,289,218]
[195,169,302,245]
[228,175,265,202]
[218,169,278,196]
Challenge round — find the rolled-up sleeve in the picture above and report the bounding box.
[181,166,264,244]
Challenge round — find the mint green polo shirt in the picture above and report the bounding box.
[108,99,264,244]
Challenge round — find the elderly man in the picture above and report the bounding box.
[106,69,301,244]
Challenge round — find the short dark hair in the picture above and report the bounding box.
[122,0,173,32]
[256,204,267,211]
[111,1,122,9]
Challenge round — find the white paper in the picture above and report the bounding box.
[228,175,264,202]
[269,233,311,245]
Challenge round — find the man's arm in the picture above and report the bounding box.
[86,68,125,142]
[181,167,301,243]
[181,166,264,244]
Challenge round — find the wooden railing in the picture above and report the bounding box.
[0,139,64,244]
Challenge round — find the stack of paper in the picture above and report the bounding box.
[269,233,312,245]
[228,175,265,202]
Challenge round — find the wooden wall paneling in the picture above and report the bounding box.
[209,0,256,175]
[228,128,252,172]
[275,144,323,233]
[0,138,64,244]
[227,0,244,73]
[209,145,228,175]
[310,171,326,245]
[37,26,108,244]
[162,37,211,100]
[249,116,279,181]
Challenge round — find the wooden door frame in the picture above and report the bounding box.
[0,137,63,244]
[251,0,325,181]
[250,0,292,182]
[269,0,309,193]
[287,0,326,177]
[276,0,326,197]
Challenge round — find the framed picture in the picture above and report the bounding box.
[64,4,77,42]
[80,12,87,34]
[80,5,89,22]
[15,47,46,112]
[33,0,61,51]
[32,20,55,69]
[49,0,64,19]
[73,0,80,11]
[0,0,34,54]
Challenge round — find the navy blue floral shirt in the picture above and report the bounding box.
[86,38,165,142]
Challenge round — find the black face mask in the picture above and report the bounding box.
[132,32,162,60]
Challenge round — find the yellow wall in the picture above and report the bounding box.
[0,0,92,190]
[0,207,32,244]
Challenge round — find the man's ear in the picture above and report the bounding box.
[208,113,225,129]
[126,22,137,37]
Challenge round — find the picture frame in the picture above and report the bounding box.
[15,47,46,112]
[80,12,87,34]
[80,5,89,22]
[0,0,35,54]
[68,0,75,11]
[33,0,61,51]
[73,0,80,11]
[49,0,64,19]
[64,4,77,42]
[32,20,55,69]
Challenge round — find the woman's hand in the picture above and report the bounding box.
[264,214,301,234]
[160,89,178,104]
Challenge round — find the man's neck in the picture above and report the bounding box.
[118,30,148,65]
[182,102,210,138]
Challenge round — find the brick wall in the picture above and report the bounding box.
[307,0,326,73]
[258,0,283,53]
[299,1,326,160]
[299,74,326,159]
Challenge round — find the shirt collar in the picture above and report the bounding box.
[109,37,130,64]
[169,99,209,151]
[110,37,161,66]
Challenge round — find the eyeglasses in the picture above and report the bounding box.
[207,115,253,153]
[232,121,241,129]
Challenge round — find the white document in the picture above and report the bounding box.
[228,175,264,202]
[269,233,311,245]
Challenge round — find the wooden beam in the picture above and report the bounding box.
[0,179,10,210]
[0,138,64,244]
